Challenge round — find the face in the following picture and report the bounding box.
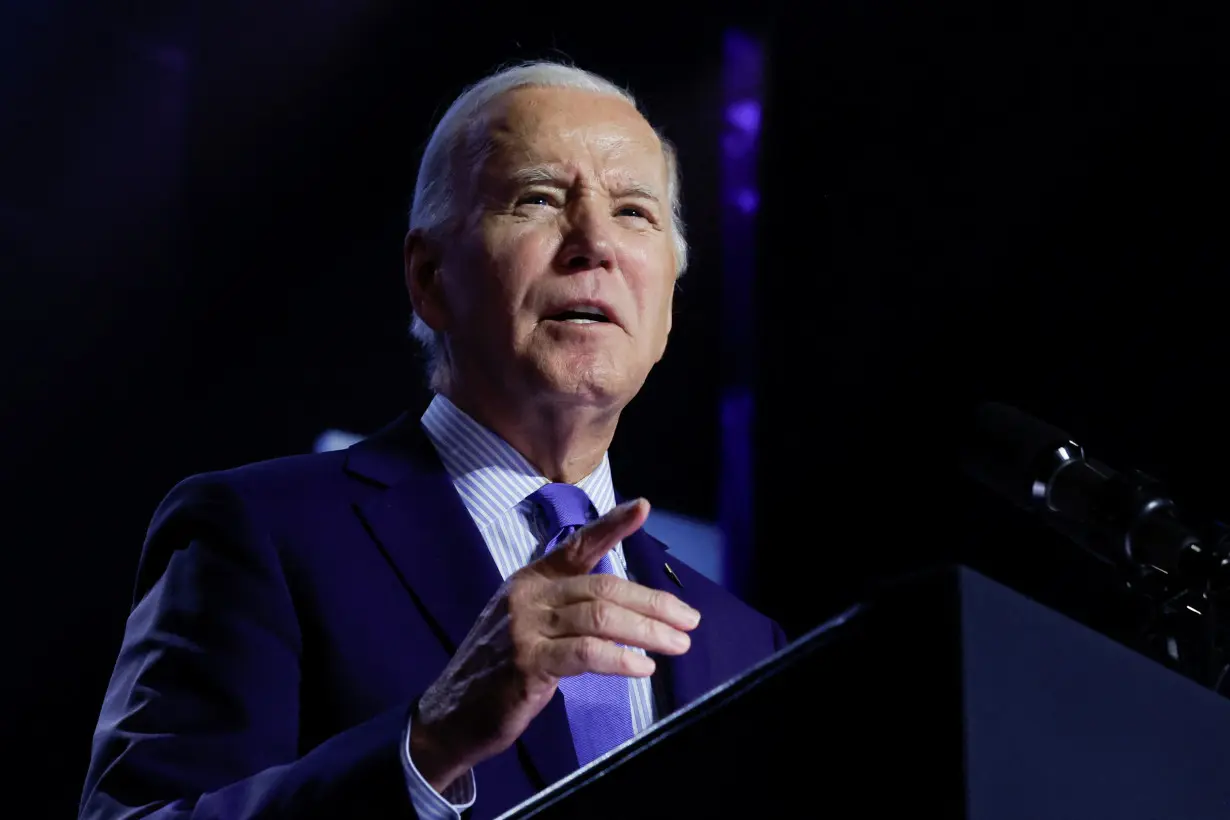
[410,86,677,412]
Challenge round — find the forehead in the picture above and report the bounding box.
[477,86,668,184]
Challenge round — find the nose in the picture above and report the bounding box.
[556,199,616,272]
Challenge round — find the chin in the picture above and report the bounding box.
[533,356,637,409]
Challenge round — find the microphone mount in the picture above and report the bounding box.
[965,402,1230,695]
[1028,437,1230,590]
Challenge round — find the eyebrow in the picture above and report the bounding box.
[609,182,662,202]
[507,165,662,203]
[508,166,567,188]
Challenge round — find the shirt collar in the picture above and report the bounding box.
[420,394,617,531]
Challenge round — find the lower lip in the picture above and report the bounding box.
[544,318,616,328]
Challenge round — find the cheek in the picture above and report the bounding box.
[624,249,676,339]
[482,228,561,315]
[450,229,555,324]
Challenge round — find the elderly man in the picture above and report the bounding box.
[80,61,785,820]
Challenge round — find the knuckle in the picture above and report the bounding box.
[592,574,619,599]
[589,601,614,634]
[647,588,670,615]
[645,617,667,645]
[576,636,603,666]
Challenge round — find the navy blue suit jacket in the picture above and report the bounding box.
[81,413,785,818]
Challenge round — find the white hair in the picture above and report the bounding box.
[407,60,689,391]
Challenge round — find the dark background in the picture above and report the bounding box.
[756,0,1230,638]
[2,0,1227,815]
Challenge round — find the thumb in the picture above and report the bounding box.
[541,498,650,577]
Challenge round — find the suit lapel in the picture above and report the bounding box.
[343,412,578,788]
[621,528,714,717]
[346,415,504,655]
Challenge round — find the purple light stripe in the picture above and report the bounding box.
[719,29,764,595]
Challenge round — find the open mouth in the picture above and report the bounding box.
[544,305,612,325]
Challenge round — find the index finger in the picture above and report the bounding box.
[539,498,650,577]
[547,574,701,632]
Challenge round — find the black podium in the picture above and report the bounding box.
[497,565,1230,819]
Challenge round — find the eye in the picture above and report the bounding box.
[616,205,651,220]
[516,192,558,208]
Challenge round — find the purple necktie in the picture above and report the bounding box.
[529,482,636,767]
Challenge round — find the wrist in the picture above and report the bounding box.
[409,711,473,793]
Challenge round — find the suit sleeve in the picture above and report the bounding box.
[79,474,416,819]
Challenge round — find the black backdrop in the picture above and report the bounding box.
[756,0,1230,639]
[2,0,1229,814]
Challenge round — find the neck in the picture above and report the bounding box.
[441,383,620,484]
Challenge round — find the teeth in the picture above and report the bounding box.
[572,305,606,317]
[564,318,598,324]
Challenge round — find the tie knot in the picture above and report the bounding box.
[529,482,595,540]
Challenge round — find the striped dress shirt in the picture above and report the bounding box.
[401,394,656,820]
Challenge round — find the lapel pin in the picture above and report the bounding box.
[663,562,683,589]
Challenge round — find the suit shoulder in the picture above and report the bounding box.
[141,450,353,577]
[174,448,350,496]
[155,449,351,519]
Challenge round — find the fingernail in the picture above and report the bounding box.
[616,498,644,513]
[682,606,701,628]
[633,654,656,676]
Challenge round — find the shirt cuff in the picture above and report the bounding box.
[402,714,477,820]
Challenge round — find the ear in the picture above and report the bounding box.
[404,229,448,332]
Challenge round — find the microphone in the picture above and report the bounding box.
[962,402,1230,588]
